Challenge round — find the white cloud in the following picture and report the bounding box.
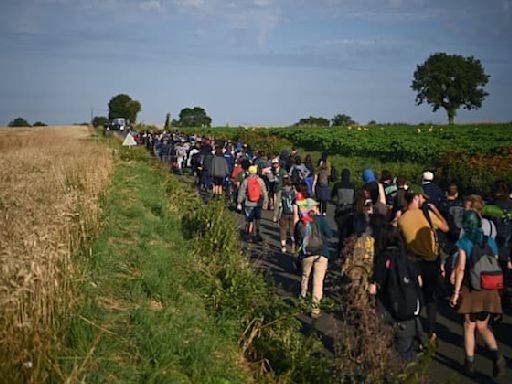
[140,0,161,11]
[502,0,511,14]
[175,0,204,8]
[254,0,272,6]
[315,38,378,47]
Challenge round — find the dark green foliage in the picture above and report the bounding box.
[32,121,47,127]
[296,116,330,127]
[8,117,31,127]
[332,114,355,127]
[91,116,109,128]
[108,94,141,123]
[411,52,489,124]
[163,113,171,130]
[177,107,212,128]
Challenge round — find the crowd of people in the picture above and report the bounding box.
[134,129,511,379]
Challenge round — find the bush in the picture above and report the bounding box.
[33,121,47,127]
[91,116,109,128]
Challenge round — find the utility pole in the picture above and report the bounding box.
[90,108,93,123]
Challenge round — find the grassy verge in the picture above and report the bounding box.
[53,142,329,383]
[52,151,247,382]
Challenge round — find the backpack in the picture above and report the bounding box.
[281,189,295,215]
[295,218,324,256]
[318,168,329,186]
[290,167,303,185]
[246,176,262,203]
[468,238,503,290]
[329,165,337,183]
[341,234,375,286]
[191,152,203,168]
[385,246,421,321]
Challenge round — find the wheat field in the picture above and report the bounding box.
[0,126,113,382]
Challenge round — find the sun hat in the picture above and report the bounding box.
[248,165,258,174]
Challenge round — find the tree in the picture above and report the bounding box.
[332,114,355,127]
[163,113,171,130]
[91,116,109,128]
[411,53,489,124]
[33,121,47,127]
[295,116,330,127]
[8,117,31,127]
[108,94,142,123]
[177,107,212,127]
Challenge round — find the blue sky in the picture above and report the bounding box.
[1,0,511,126]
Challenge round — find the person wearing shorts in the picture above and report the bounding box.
[237,165,268,242]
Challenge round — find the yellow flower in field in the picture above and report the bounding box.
[417,128,421,133]
[357,127,362,131]
[429,127,433,132]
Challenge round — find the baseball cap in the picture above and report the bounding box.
[405,184,429,203]
[248,165,258,174]
[422,171,434,182]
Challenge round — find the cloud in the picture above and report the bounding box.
[140,0,161,11]
[503,0,511,14]
[175,0,205,9]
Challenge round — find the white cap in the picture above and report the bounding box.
[422,171,434,182]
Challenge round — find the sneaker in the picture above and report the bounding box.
[493,353,506,378]
[311,307,321,319]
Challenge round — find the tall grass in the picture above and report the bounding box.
[0,127,113,383]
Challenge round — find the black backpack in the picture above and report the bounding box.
[385,246,421,321]
[290,167,303,185]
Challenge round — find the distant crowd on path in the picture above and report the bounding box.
[134,129,512,379]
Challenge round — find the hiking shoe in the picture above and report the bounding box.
[464,359,475,376]
[493,353,506,378]
[311,307,321,319]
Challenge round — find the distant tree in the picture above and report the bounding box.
[296,116,330,127]
[33,121,47,127]
[126,100,141,124]
[108,94,142,123]
[8,117,31,127]
[332,114,355,127]
[91,116,109,128]
[163,113,171,130]
[411,52,489,124]
[367,120,377,126]
[178,107,212,127]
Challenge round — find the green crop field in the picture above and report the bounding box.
[182,123,512,193]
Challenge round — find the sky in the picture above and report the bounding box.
[0,0,511,127]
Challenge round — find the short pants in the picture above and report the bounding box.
[244,205,262,223]
[213,176,224,186]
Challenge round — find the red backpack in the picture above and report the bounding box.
[246,176,262,202]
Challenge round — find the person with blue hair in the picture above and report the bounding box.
[450,210,505,378]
